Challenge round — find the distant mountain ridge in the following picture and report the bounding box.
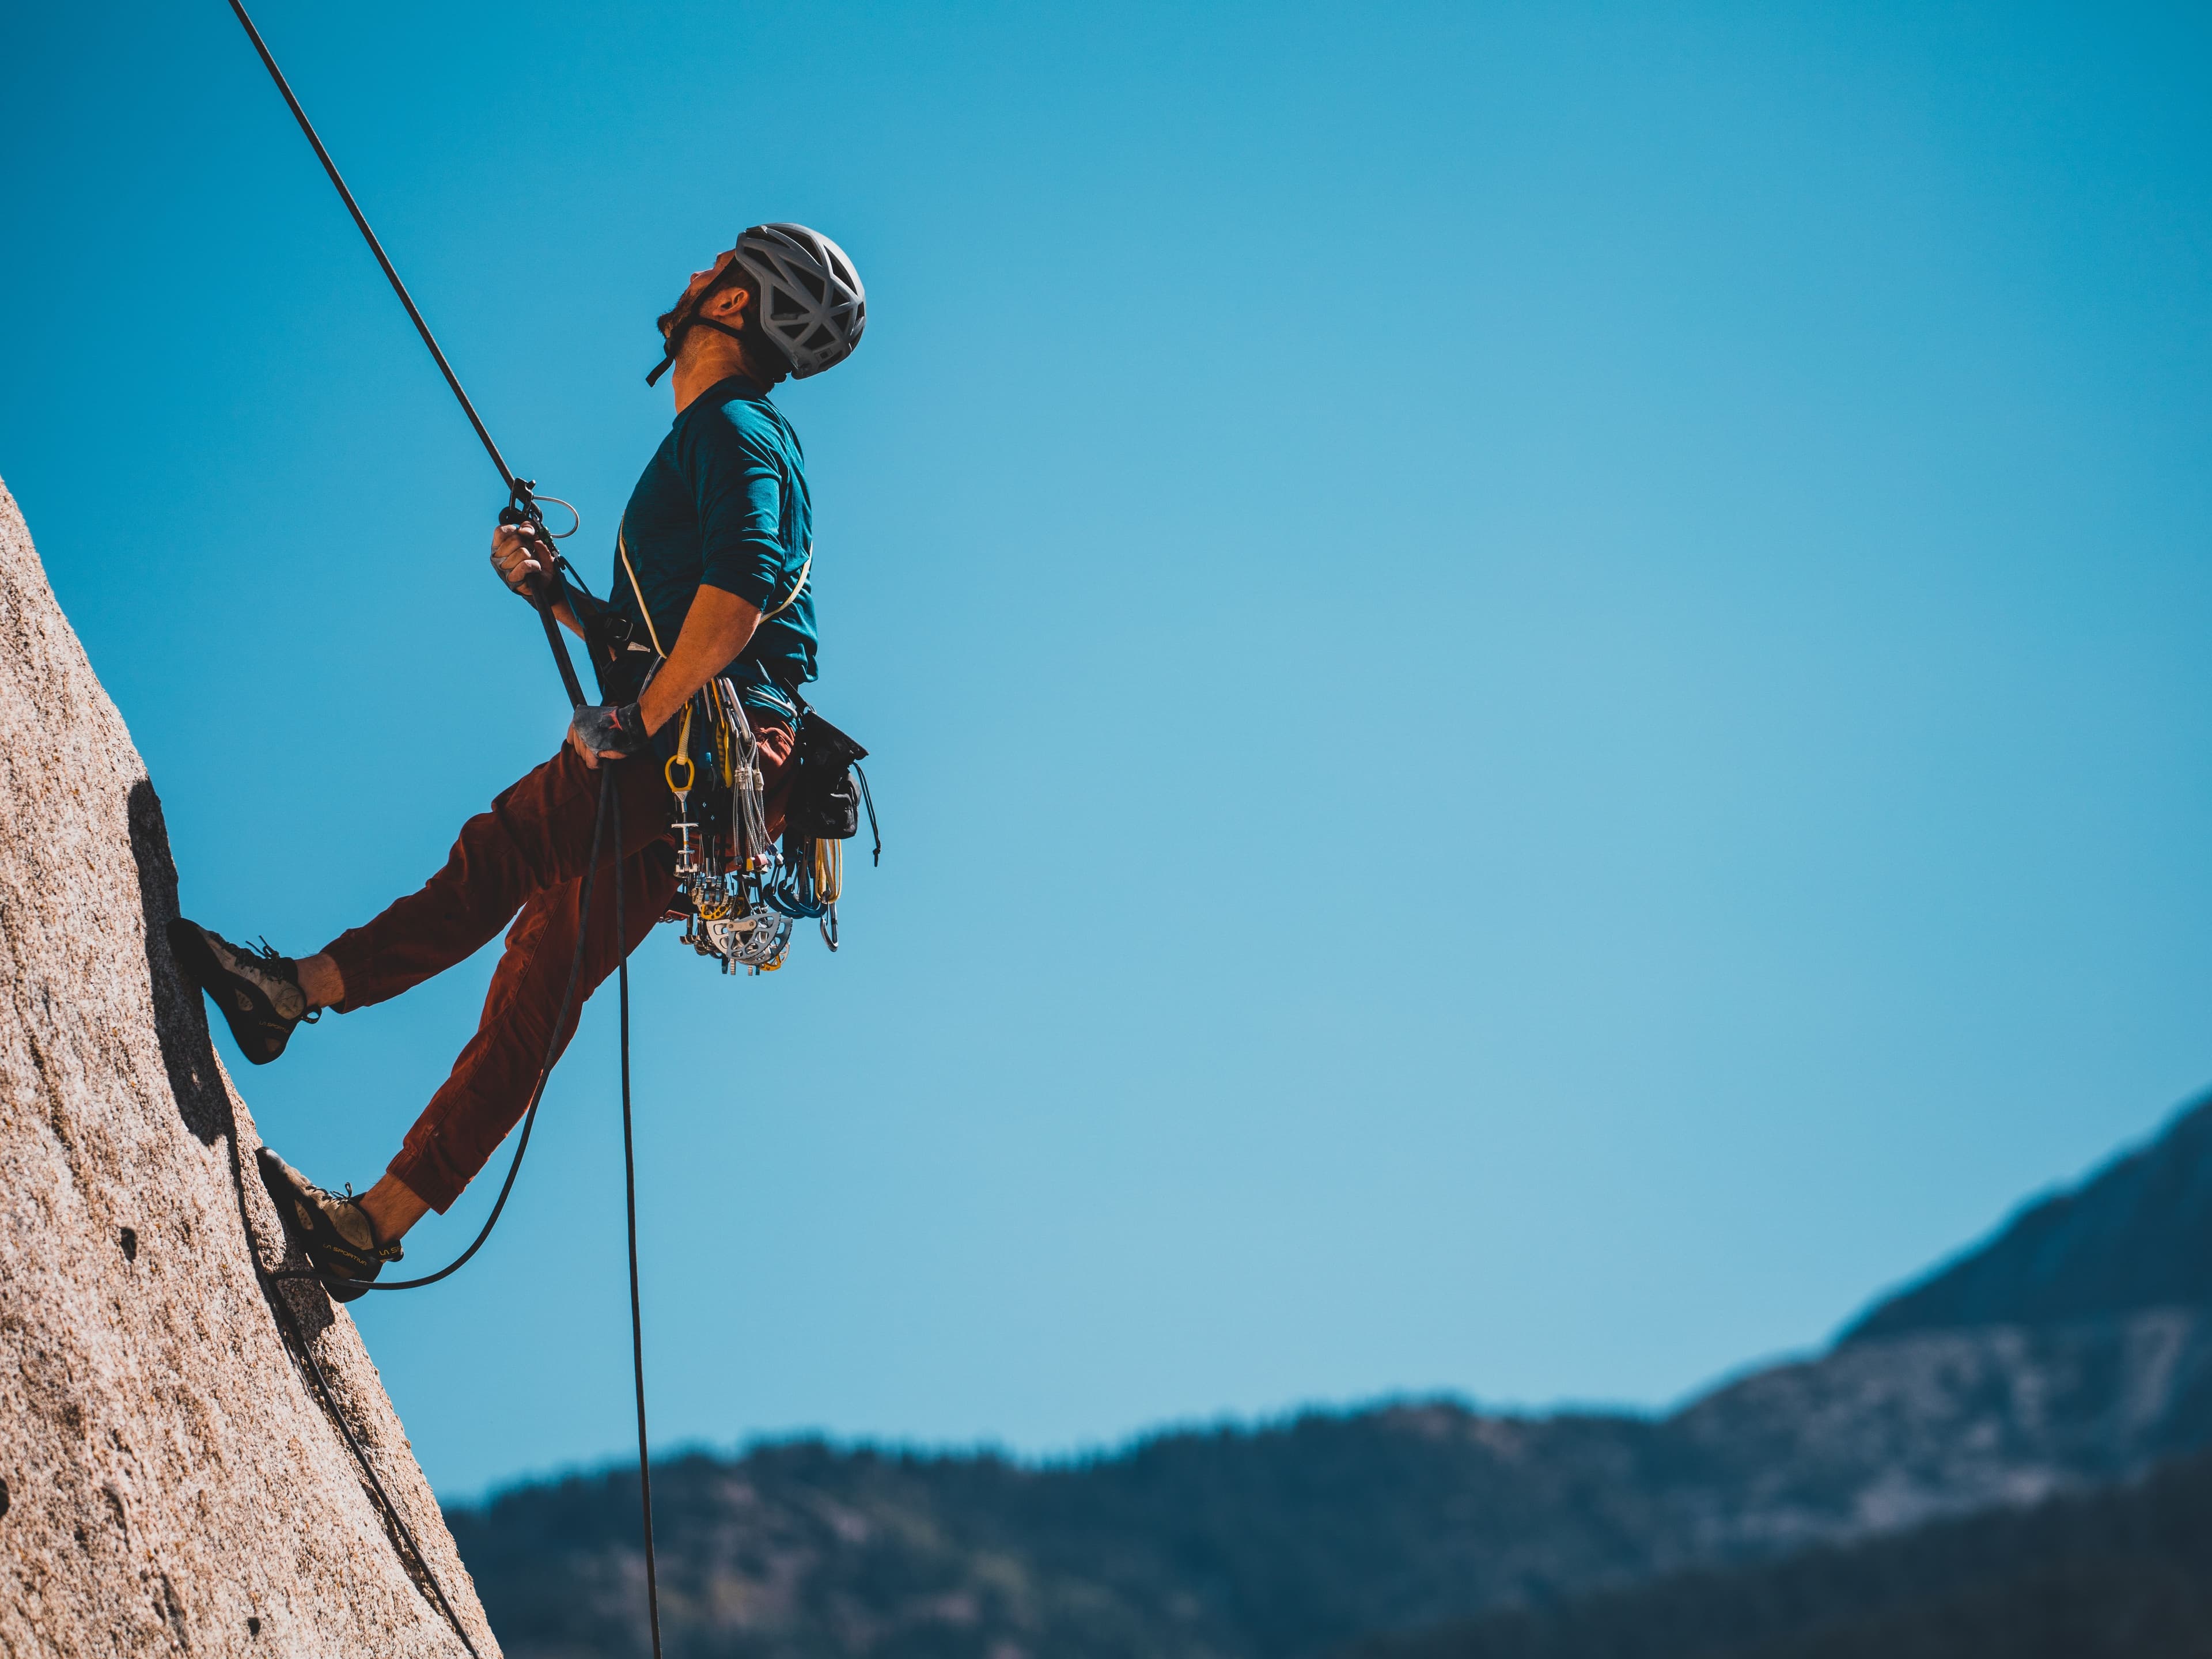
[1336,1444,2212,1659]
[449,1091,2212,1658]
[1845,1093,2212,1342]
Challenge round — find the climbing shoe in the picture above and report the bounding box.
[255,1146,403,1302]
[166,919,316,1065]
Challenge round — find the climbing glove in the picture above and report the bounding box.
[570,700,649,762]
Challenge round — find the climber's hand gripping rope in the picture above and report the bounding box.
[570,700,650,767]
[493,484,590,709]
[491,520,555,600]
[491,486,584,599]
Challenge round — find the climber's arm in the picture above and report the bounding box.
[639,586,761,734]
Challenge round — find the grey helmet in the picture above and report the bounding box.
[733,223,867,379]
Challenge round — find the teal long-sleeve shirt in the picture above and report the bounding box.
[607,372,815,719]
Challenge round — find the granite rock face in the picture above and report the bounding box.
[0,477,497,1658]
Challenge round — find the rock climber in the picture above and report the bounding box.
[169,223,866,1299]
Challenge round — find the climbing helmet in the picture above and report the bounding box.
[732,222,867,378]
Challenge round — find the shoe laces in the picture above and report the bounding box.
[252,934,320,1024]
[312,1180,396,1257]
[336,1183,402,1261]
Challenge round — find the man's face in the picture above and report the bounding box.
[660,247,744,340]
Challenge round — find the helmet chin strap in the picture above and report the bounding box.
[646,263,755,387]
[646,313,750,387]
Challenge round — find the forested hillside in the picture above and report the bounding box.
[450,1096,2212,1658]
[1339,1445,2212,1659]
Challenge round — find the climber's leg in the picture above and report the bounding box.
[381,839,677,1217]
[316,745,673,1012]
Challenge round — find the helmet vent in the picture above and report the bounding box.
[732,222,867,379]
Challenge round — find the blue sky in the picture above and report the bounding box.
[6,0,2212,1498]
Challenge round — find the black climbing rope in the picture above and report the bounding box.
[216,1060,484,1654]
[222,3,665,1652]
[615,789,668,1659]
[263,1278,485,1657]
[224,0,586,710]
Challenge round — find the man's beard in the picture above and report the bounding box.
[656,285,694,344]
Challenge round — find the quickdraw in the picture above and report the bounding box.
[655,681,830,971]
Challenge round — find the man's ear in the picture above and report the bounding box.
[702,281,752,321]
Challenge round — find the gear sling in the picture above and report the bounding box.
[584,521,878,973]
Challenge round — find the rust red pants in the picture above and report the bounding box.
[321,725,794,1212]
